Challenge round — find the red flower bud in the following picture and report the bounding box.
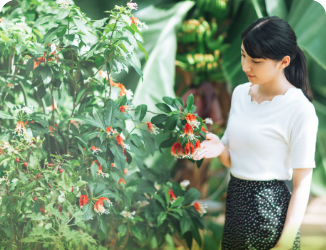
[59,207,62,212]
[72,187,74,192]
[59,169,63,173]
[33,197,37,201]
[24,162,28,167]
[48,183,51,188]
[30,142,33,145]
[16,158,19,162]
[48,163,53,167]
[37,173,40,179]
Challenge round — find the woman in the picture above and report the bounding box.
[193,16,319,250]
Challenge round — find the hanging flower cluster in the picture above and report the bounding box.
[94,197,112,215]
[171,140,201,159]
[120,105,132,113]
[168,189,179,204]
[106,126,118,136]
[121,206,136,219]
[13,121,27,136]
[146,122,160,135]
[116,133,130,150]
[79,195,89,208]
[108,77,134,100]
[193,202,208,217]
[56,0,73,9]
[91,146,102,154]
[185,114,200,129]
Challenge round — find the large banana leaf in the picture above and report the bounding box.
[222,0,326,196]
[114,2,195,170]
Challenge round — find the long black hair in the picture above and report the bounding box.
[241,16,313,102]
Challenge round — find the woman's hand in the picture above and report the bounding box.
[193,133,225,160]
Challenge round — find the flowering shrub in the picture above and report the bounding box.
[0,0,210,249]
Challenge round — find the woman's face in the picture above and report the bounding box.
[240,42,290,84]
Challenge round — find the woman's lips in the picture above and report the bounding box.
[247,75,255,78]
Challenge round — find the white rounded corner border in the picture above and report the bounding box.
[0,0,12,13]
[314,0,326,12]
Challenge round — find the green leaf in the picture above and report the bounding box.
[40,65,52,84]
[163,186,170,206]
[129,60,143,77]
[118,224,127,240]
[19,171,29,185]
[135,157,159,181]
[73,18,89,35]
[104,99,120,127]
[182,187,201,206]
[109,141,126,171]
[130,134,143,148]
[163,114,179,133]
[100,190,122,201]
[43,27,58,44]
[93,17,109,28]
[140,129,156,156]
[151,114,168,124]
[137,180,157,194]
[81,131,101,142]
[33,14,56,27]
[98,216,107,235]
[93,108,105,130]
[181,209,191,235]
[155,103,172,113]
[157,211,167,227]
[69,115,104,129]
[130,226,143,241]
[0,111,13,119]
[171,196,184,208]
[121,14,132,26]
[56,9,70,20]
[151,193,166,209]
[26,57,34,76]
[134,104,147,122]
[91,161,98,181]
[0,31,9,42]
[137,41,148,61]
[159,136,177,148]
[95,56,105,68]
[186,94,194,110]
[82,204,94,221]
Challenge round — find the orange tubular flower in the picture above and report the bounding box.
[14,121,27,136]
[193,202,208,217]
[146,122,159,135]
[116,134,124,147]
[180,123,196,141]
[184,142,195,158]
[117,83,127,96]
[194,140,201,153]
[91,146,102,154]
[171,142,184,158]
[130,16,140,26]
[120,106,126,113]
[201,126,207,133]
[40,208,45,213]
[118,178,126,185]
[106,126,117,136]
[94,197,112,215]
[168,189,178,204]
[79,195,89,208]
[123,168,128,175]
[185,114,200,129]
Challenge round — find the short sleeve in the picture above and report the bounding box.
[220,85,239,147]
[290,107,319,169]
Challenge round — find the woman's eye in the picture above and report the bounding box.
[241,54,260,63]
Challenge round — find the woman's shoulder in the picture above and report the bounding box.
[232,82,251,95]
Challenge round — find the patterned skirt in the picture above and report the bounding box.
[221,173,301,250]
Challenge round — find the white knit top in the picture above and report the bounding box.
[220,82,319,181]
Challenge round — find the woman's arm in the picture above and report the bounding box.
[271,168,313,249]
[218,145,231,169]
